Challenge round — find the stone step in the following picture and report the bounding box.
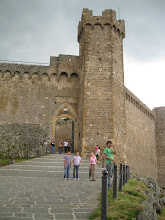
[0,169,103,180]
[21,160,93,165]
[0,164,103,171]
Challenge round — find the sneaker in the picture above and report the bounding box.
[77,178,80,180]
[74,178,76,180]
[64,177,67,180]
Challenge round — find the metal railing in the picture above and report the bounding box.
[101,163,130,219]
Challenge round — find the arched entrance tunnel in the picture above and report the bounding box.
[51,103,78,154]
[55,118,74,153]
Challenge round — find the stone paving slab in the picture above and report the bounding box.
[0,154,103,220]
[0,165,103,172]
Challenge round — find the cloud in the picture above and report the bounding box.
[124,58,165,109]
[0,0,81,62]
[121,0,165,61]
[0,0,164,109]
[1,0,164,62]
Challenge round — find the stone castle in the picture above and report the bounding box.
[0,9,164,187]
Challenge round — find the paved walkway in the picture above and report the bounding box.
[0,154,104,220]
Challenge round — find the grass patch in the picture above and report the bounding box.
[14,158,28,163]
[0,158,11,166]
[158,208,165,220]
[0,158,34,167]
[89,178,148,220]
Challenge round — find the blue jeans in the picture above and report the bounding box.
[106,163,114,188]
[64,165,70,179]
[51,147,55,154]
[73,165,79,179]
[59,147,62,154]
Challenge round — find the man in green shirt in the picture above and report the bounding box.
[103,141,117,189]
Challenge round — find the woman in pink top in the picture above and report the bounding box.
[89,152,97,181]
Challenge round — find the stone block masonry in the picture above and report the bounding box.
[0,8,165,187]
[125,88,157,180]
[154,107,165,188]
[0,123,51,158]
[78,9,126,159]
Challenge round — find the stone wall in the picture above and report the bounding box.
[154,107,165,188]
[0,57,79,156]
[0,123,51,158]
[0,61,79,124]
[125,88,157,179]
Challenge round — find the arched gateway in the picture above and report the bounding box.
[52,103,78,152]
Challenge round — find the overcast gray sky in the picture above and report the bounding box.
[0,0,165,110]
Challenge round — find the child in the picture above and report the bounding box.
[89,152,97,181]
[73,152,81,180]
[64,151,71,179]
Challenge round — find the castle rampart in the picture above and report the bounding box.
[0,9,164,186]
[0,59,79,124]
[125,87,157,179]
[0,54,80,79]
[0,56,80,157]
[125,87,155,120]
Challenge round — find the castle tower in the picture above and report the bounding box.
[78,9,126,160]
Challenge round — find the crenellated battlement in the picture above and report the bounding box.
[0,64,79,87]
[125,87,155,120]
[0,54,80,85]
[78,8,125,42]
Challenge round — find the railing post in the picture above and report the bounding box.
[102,157,105,168]
[127,166,130,180]
[113,164,118,199]
[27,150,28,160]
[125,165,127,184]
[119,164,123,192]
[11,153,13,164]
[126,165,128,183]
[123,164,126,185]
[37,149,40,157]
[101,170,108,220]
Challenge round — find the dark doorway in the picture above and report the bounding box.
[55,118,74,153]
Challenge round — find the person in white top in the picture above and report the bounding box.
[95,146,101,162]
[64,140,68,153]
[73,152,81,180]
